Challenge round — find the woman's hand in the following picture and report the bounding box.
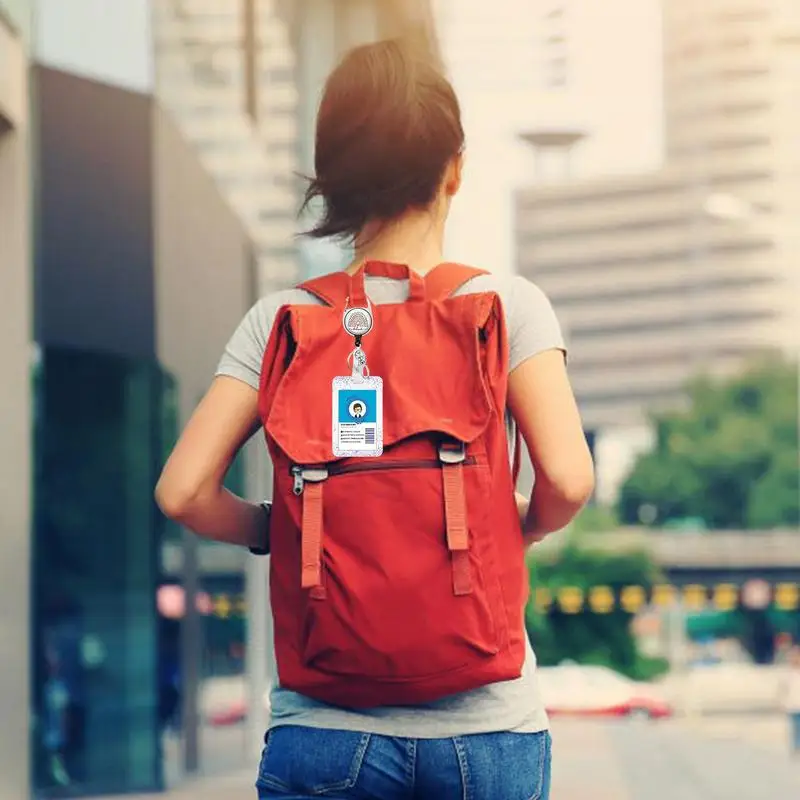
[155,376,267,550]
[515,492,547,547]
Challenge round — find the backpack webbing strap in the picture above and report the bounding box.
[443,466,472,596]
[439,441,473,596]
[300,482,327,600]
[297,272,350,307]
[425,263,489,301]
[299,263,489,306]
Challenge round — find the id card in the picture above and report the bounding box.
[332,375,383,458]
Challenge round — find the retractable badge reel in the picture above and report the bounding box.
[332,299,383,458]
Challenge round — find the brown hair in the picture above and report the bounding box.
[301,38,464,242]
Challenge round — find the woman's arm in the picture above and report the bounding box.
[508,349,595,547]
[155,376,268,550]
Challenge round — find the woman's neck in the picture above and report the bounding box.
[348,211,446,276]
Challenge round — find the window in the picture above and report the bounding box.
[719,65,770,80]
[568,308,774,339]
[546,56,568,88]
[522,238,773,277]
[541,4,568,89]
[262,67,294,84]
[32,348,175,796]
[670,134,772,157]
[550,273,776,309]
[718,36,752,51]
[718,100,770,116]
[716,8,769,24]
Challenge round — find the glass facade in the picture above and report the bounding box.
[32,346,176,797]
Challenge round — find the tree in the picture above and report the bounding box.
[526,544,668,681]
[617,354,799,530]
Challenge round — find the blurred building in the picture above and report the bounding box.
[0,1,443,797]
[0,5,33,800]
[438,0,664,274]
[521,0,664,180]
[515,0,800,501]
[153,0,440,286]
[0,0,260,795]
[153,0,298,296]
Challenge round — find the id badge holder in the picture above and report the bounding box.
[332,375,383,458]
[333,297,383,458]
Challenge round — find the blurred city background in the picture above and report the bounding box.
[0,0,798,798]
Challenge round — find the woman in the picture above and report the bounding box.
[157,39,594,799]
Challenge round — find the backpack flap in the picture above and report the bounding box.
[259,292,505,466]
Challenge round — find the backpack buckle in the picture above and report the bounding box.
[438,440,466,465]
[291,466,329,495]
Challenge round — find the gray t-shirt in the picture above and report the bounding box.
[216,271,565,738]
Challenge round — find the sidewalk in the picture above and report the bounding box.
[97,769,255,800]
[98,717,800,800]
[551,719,633,800]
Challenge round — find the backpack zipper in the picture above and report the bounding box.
[291,457,478,496]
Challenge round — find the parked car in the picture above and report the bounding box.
[537,663,672,720]
[202,676,270,727]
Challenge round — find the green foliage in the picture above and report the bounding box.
[567,504,619,537]
[525,544,668,681]
[631,655,670,682]
[617,354,799,529]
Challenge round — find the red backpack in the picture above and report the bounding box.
[258,261,528,707]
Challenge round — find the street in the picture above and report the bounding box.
[143,715,800,800]
[551,717,800,799]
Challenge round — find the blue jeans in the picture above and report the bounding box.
[256,725,552,799]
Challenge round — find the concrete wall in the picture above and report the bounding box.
[294,0,363,279]
[291,0,441,280]
[28,46,252,788]
[438,0,664,275]
[516,165,785,432]
[0,14,31,800]
[33,65,156,358]
[152,102,254,767]
[0,3,27,119]
[152,104,252,428]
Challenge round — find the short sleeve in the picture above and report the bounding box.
[503,275,566,372]
[215,296,282,391]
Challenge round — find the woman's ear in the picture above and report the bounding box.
[443,152,464,197]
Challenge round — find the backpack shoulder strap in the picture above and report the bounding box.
[299,263,489,305]
[511,425,523,486]
[425,263,489,301]
[297,272,350,307]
